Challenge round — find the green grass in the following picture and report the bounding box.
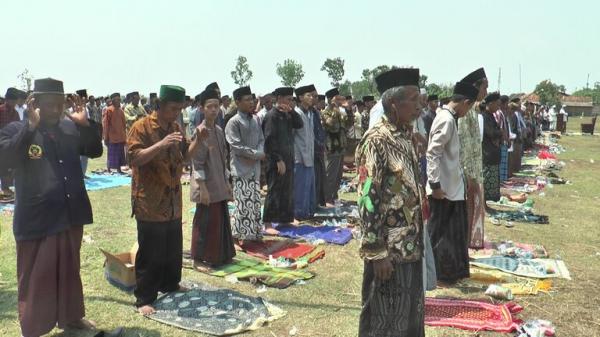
[1,133,600,337]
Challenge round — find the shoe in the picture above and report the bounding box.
[94,327,124,337]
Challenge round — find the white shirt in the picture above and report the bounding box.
[559,108,568,121]
[15,104,26,120]
[368,100,384,129]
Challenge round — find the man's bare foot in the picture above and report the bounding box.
[436,281,454,289]
[325,202,335,208]
[66,318,96,330]
[193,261,213,273]
[177,284,190,292]
[292,219,301,225]
[264,227,280,236]
[138,305,156,316]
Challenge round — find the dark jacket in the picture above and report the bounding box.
[0,118,102,241]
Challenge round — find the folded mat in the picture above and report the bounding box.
[192,257,315,288]
[238,239,325,265]
[460,267,552,296]
[313,202,358,219]
[425,297,523,333]
[275,224,353,245]
[471,256,571,280]
[149,281,285,336]
[488,210,549,224]
[85,174,131,191]
[469,240,548,259]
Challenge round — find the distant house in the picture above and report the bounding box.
[519,92,595,116]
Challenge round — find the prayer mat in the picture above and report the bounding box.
[488,210,549,224]
[84,174,131,191]
[209,258,315,288]
[471,257,571,280]
[0,202,14,216]
[486,197,534,210]
[275,224,353,245]
[458,271,552,296]
[238,239,320,262]
[148,281,285,336]
[313,202,358,219]
[537,151,557,160]
[469,240,548,260]
[424,297,523,333]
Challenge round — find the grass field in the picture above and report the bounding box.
[1,120,599,337]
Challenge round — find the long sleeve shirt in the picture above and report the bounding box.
[482,112,503,165]
[312,108,326,154]
[355,115,424,263]
[0,119,103,241]
[190,124,230,204]
[263,107,303,166]
[123,103,147,129]
[102,106,127,143]
[293,106,314,167]
[127,113,188,222]
[224,111,264,180]
[321,106,348,154]
[426,107,465,201]
[457,106,483,184]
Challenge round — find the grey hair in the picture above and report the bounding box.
[381,85,414,114]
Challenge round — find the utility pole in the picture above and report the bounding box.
[498,67,502,91]
[519,64,522,93]
[587,73,590,89]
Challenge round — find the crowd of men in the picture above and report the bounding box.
[0,67,555,337]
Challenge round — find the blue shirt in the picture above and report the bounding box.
[0,119,103,241]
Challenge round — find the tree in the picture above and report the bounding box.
[534,80,566,106]
[230,55,253,86]
[419,74,428,88]
[572,82,600,105]
[275,59,305,87]
[426,83,454,99]
[321,57,345,87]
[17,69,34,91]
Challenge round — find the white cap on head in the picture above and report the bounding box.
[420,88,427,95]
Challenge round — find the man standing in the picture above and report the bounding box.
[189,89,236,272]
[311,88,327,208]
[496,95,512,182]
[124,91,146,131]
[127,85,189,315]
[103,92,127,173]
[15,89,28,121]
[263,87,303,228]
[0,78,103,336]
[457,68,487,249]
[421,94,438,138]
[144,92,158,114]
[293,85,316,220]
[427,81,479,285]
[225,86,265,241]
[321,88,348,206]
[0,87,20,200]
[356,68,425,337]
[361,95,375,132]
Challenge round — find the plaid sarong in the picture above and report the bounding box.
[499,144,508,182]
[106,142,126,169]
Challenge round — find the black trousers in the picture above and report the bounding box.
[134,218,183,307]
[314,151,327,207]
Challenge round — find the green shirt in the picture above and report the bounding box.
[458,106,483,184]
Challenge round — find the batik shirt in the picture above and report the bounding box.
[457,106,483,184]
[124,103,147,130]
[356,115,424,263]
[321,106,348,154]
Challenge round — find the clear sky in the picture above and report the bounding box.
[2,0,599,97]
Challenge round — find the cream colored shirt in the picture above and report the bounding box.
[426,106,465,201]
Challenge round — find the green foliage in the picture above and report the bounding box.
[534,79,566,106]
[419,74,428,88]
[17,69,34,91]
[426,82,454,98]
[230,55,253,86]
[276,59,305,87]
[572,82,600,104]
[321,57,345,87]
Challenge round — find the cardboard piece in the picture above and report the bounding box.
[100,243,138,292]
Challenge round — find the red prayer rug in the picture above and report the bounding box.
[425,297,523,333]
[239,239,318,261]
